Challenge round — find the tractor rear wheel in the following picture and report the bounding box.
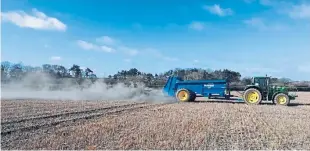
[274,93,290,106]
[176,89,193,102]
[243,88,262,105]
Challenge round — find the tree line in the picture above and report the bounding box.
[1,61,310,91]
[1,61,96,81]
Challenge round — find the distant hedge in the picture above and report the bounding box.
[289,87,310,92]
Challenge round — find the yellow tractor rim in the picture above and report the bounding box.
[246,91,259,103]
[277,96,287,105]
[177,91,188,102]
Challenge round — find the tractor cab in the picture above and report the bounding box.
[251,76,270,91]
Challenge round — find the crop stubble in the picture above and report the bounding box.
[1,92,310,150]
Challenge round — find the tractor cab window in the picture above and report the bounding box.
[254,78,259,85]
[254,78,267,87]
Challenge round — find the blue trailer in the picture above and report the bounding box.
[162,76,231,102]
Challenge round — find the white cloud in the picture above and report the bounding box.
[257,0,310,20]
[288,4,310,19]
[145,48,178,61]
[50,56,62,61]
[96,36,115,45]
[128,50,139,56]
[77,40,97,50]
[203,4,233,17]
[1,9,66,31]
[77,40,114,53]
[244,17,266,29]
[77,37,140,56]
[188,21,205,31]
[243,17,288,31]
[100,45,114,52]
[193,60,199,63]
[119,46,139,56]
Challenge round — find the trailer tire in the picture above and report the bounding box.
[243,88,262,105]
[274,93,290,106]
[176,89,193,102]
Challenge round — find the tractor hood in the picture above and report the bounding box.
[271,85,288,92]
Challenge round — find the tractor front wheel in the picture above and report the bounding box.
[274,93,290,106]
[243,88,262,105]
[176,89,194,102]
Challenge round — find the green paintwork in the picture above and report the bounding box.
[245,76,297,101]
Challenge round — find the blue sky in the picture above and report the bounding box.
[1,0,310,80]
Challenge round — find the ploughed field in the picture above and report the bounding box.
[1,92,310,150]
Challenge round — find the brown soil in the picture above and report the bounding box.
[1,92,310,150]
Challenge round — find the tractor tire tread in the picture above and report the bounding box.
[274,93,290,106]
[243,88,262,105]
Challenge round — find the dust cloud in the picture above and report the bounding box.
[1,72,176,103]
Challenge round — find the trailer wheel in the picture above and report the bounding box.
[274,93,290,106]
[243,88,262,105]
[176,89,192,102]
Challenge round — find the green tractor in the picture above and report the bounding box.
[242,76,298,106]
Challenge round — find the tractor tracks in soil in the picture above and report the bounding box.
[1,102,137,124]
[1,102,167,136]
